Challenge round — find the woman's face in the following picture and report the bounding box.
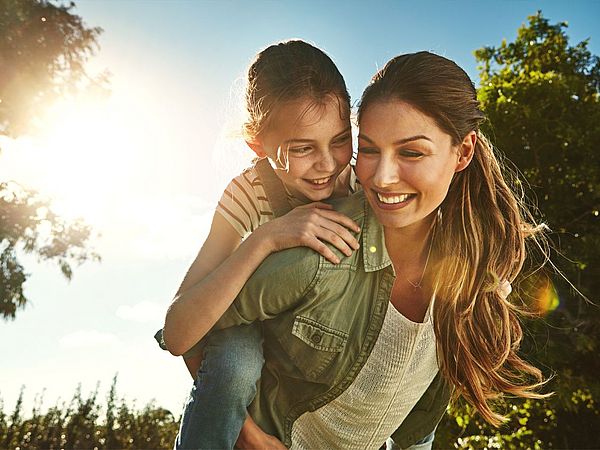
[259,96,352,202]
[356,100,474,232]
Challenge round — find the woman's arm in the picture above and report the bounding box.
[162,202,360,356]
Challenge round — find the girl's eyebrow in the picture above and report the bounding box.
[358,133,432,145]
[282,126,352,146]
[332,126,352,139]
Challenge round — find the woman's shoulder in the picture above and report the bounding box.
[328,189,366,223]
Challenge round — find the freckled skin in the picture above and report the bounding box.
[260,97,353,202]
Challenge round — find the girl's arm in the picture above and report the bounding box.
[236,416,286,450]
[162,202,360,356]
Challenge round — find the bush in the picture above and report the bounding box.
[0,377,180,450]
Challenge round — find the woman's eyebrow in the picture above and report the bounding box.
[358,133,432,145]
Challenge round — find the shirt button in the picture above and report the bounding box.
[311,333,322,344]
[369,245,377,253]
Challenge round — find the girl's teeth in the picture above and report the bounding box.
[311,177,331,185]
[376,193,412,204]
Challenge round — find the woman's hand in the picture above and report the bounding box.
[254,202,360,264]
[236,415,287,449]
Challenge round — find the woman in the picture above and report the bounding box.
[190,51,548,449]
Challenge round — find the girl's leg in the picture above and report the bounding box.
[175,323,264,450]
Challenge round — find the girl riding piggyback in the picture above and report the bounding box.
[157,40,361,449]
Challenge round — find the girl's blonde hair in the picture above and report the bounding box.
[243,39,350,142]
[358,51,550,426]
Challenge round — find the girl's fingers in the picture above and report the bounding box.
[313,212,360,250]
[318,220,360,250]
[306,238,340,264]
[303,201,334,210]
[316,208,361,233]
[315,227,354,257]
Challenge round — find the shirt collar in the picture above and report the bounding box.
[360,193,392,272]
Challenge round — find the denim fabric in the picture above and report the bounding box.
[174,323,264,450]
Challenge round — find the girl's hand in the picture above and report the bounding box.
[255,202,360,264]
[236,415,287,449]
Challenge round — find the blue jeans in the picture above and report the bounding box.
[175,323,264,450]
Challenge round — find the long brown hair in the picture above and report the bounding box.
[358,51,549,426]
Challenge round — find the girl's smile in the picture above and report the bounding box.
[259,96,353,202]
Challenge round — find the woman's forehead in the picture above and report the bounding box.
[358,101,449,144]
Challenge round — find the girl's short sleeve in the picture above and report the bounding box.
[216,166,274,238]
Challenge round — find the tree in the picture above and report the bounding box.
[0,0,105,319]
[437,12,600,449]
[0,0,108,136]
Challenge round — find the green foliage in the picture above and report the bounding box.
[435,11,600,449]
[475,11,600,295]
[0,378,180,449]
[0,181,99,319]
[0,0,109,137]
[0,0,104,319]
[437,393,599,449]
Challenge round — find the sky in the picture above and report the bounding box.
[1,0,599,419]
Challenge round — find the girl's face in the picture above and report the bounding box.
[356,100,474,233]
[259,96,352,202]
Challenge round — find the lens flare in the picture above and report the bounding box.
[527,272,560,315]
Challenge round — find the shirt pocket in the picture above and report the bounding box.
[286,315,348,381]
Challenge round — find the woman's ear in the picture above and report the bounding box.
[245,139,267,158]
[455,131,477,173]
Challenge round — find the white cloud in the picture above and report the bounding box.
[116,300,164,323]
[59,330,119,348]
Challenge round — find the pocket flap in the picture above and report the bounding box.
[292,316,347,352]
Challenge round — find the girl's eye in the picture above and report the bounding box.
[288,146,312,155]
[332,134,351,146]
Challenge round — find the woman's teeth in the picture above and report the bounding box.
[376,193,413,204]
[309,176,332,185]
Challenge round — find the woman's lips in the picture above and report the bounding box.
[373,191,417,209]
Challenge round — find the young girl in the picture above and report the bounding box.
[192,51,548,450]
[159,40,361,449]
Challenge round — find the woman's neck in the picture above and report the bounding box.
[384,213,436,269]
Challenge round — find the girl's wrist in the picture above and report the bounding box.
[243,223,278,256]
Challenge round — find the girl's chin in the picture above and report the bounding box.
[300,186,335,201]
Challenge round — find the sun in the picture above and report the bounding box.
[7,94,143,227]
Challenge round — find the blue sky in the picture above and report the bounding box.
[1,0,599,417]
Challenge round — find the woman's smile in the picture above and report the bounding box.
[356,100,465,232]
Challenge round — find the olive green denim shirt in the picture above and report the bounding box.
[212,190,452,448]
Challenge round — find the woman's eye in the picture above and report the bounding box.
[357,147,378,154]
[400,150,424,158]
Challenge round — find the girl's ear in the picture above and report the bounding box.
[245,139,267,158]
[455,131,477,173]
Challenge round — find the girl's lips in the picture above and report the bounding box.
[372,191,417,210]
[303,174,336,190]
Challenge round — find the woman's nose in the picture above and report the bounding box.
[373,156,400,188]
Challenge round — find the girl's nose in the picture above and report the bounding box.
[315,149,337,173]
